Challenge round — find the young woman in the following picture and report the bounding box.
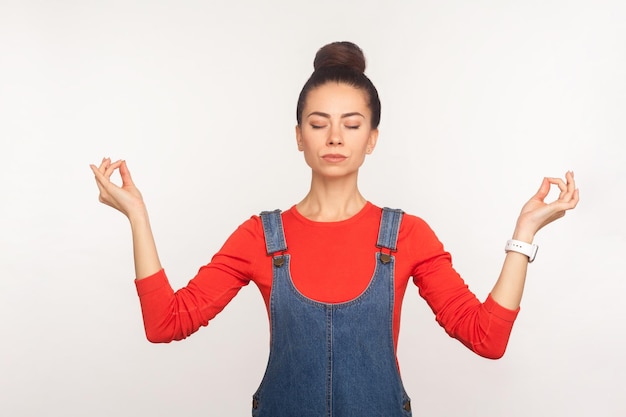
[90,41,579,416]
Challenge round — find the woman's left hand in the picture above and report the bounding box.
[514,171,580,240]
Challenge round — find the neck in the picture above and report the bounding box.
[296,173,367,222]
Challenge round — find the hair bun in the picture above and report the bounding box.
[313,41,366,73]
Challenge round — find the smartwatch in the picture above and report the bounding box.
[505,239,538,263]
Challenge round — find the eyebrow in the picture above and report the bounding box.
[306,111,365,119]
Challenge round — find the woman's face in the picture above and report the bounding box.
[296,82,378,180]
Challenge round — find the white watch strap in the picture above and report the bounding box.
[505,239,538,263]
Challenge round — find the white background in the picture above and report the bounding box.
[1,1,624,416]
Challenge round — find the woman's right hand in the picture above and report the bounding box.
[90,157,146,221]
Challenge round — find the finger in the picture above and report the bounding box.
[91,163,120,193]
[104,160,123,178]
[119,160,135,186]
[545,176,570,201]
[563,173,575,201]
[565,171,577,195]
[97,157,108,173]
[548,188,580,211]
[91,163,107,181]
[532,177,551,201]
[97,157,115,174]
[91,164,113,191]
[92,167,127,210]
[92,164,113,186]
[546,177,567,193]
[557,171,577,202]
[568,188,580,207]
[90,164,111,201]
[574,187,580,202]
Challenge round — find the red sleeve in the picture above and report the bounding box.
[134,216,264,343]
[408,217,519,359]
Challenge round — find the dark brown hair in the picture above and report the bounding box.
[296,41,381,129]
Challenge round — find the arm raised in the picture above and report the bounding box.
[490,171,580,309]
[90,157,162,280]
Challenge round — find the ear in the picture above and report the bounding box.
[295,124,303,151]
[366,129,379,154]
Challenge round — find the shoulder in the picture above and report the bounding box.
[234,213,263,236]
[371,204,436,235]
[218,213,266,253]
[232,207,292,241]
[399,211,436,235]
[366,203,441,244]
[389,209,446,253]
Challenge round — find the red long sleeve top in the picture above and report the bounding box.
[135,202,519,359]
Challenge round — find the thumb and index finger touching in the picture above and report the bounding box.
[531,171,580,213]
[89,157,138,203]
[90,157,135,188]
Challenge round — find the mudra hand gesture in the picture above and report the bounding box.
[514,171,579,242]
[90,157,146,221]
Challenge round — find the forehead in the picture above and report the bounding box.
[304,82,370,115]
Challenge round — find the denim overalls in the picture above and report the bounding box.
[253,208,412,417]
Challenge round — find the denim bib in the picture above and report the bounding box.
[253,208,411,417]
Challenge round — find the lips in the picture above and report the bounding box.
[321,154,347,162]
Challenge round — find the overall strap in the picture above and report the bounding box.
[376,207,404,251]
[260,209,287,255]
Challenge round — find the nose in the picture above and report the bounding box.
[327,124,343,146]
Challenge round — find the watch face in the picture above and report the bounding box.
[529,245,538,263]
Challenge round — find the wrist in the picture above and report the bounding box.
[128,207,150,228]
[511,231,535,244]
[505,239,539,262]
[512,223,535,244]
